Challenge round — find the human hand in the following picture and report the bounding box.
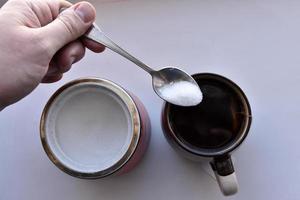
[0,0,105,110]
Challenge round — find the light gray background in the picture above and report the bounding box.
[1,0,300,199]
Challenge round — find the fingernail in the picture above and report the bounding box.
[74,3,95,23]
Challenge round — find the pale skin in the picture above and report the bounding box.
[0,0,105,110]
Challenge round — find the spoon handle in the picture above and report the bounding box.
[85,23,154,74]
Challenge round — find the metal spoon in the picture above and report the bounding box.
[85,23,203,106]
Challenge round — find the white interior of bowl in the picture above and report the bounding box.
[44,83,133,173]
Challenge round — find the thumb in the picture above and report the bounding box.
[39,2,96,56]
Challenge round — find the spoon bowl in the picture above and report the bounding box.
[152,67,202,106]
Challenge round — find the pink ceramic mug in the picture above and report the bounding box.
[40,78,150,178]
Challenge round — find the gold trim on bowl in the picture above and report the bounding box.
[40,77,141,179]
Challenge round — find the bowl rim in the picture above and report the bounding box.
[40,77,141,179]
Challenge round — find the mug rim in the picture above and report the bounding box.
[40,77,141,178]
[164,73,252,157]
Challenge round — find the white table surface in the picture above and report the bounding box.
[1,0,300,199]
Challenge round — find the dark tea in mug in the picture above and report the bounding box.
[168,74,250,152]
[162,73,251,195]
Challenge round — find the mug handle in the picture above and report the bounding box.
[210,155,238,196]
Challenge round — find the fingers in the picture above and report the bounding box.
[82,38,105,53]
[59,0,73,9]
[38,1,96,56]
[43,37,106,84]
[42,74,63,83]
[42,59,63,83]
[37,1,105,84]
[55,40,85,73]
[45,39,85,75]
